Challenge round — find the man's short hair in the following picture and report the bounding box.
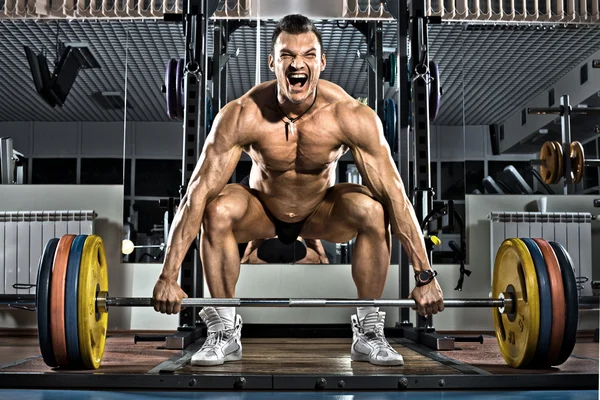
[271,14,323,54]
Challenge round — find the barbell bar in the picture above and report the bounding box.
[530,159,600,168]
[0,293,513,311]
[528,106,600,115]
[3,294,598,311]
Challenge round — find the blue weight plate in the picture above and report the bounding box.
[37,238,59,368]
[549,241,579,366]
[521,238,552,367]
[65,235,87,369]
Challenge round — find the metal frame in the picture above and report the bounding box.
[392,0,452,350]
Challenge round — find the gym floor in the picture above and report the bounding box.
[0,331,597,396]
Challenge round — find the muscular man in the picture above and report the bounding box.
[153,14,444,367]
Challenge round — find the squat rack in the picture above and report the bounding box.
[165,0,443,349]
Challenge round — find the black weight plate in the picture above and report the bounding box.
[165,58,178,119]
[37,238,59,368]
[521,238,552,367]
[65,235,87,369]
[549,241,579,366]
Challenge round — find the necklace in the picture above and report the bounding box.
[275,87,318,141]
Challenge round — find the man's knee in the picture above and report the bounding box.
[203,195,238,234]
[351,195,387,233]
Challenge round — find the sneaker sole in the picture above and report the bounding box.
[351,353,404,366]
[191,351,242,366]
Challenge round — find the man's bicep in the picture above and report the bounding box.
[349,111,400,200]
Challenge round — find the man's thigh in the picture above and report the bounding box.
[206,183,276,243]
[299,183,384,243]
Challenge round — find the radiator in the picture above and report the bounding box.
[0,210,96,295]
[489,211,593,296]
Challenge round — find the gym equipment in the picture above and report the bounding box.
[569,141,584,184]
[539,141,561,185]
[4,234,590,370]
[520,238,551,366]
[383,53,396,87]
[164,58,178,120]
[533,140,599,185]
[428,60,440,121]
[175,58,185,120]
[383,98,397,153]
[532,238,565,366]
[502,166,534,194]
[492,238,540,368]
[549,241,579,366]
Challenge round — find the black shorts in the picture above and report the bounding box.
[239,175,307,245]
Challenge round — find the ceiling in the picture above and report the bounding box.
[0,18,599,125]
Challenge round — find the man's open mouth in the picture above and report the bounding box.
[287,73,308,89]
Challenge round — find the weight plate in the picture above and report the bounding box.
[549,241,579,366]
[521,238,552,368]
[175,58,185,120]
[37,238,59,368]
[428,60,440,121]
[389,53,396,87]
[384,98,396,153]
[540,141,559,185]
[50,234,76,367]
[78,235,109,369]
[165,58,178,119]
[492,238,540,368]
[532,238,565,366]
[65,235,87,369]
[552,141,564,185]
[569,141,585,184]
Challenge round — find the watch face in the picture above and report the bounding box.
[419,271,430,281]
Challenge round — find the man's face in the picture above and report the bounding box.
[269,31,326,105]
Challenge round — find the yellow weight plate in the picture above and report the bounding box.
[78,235,108,369]
[569,141,585,184]
[552,141,564,184]
[539,141,559,185]
[492,238,540,368]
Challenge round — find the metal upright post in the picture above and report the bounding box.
[396,1,411,325]
[560,95,573,194]
[395,0,453,351]
[163,0,218,350]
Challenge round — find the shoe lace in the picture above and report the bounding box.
[204,330,224,348]
[362,323,393,350]
[204,327,237,348]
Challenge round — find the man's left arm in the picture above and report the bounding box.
[343,103,444,316]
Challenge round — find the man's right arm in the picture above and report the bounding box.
[153,102,246,314]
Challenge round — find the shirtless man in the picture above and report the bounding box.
[153,14,444,367]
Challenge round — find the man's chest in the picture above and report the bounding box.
[246,120,346,172]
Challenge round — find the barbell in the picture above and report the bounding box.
[532,140,600,185]
[1,234,590,370]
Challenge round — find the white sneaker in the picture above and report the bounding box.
[350,311,404,366]
[191,307,243,366]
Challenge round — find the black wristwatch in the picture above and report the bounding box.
[415,270,438,287]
